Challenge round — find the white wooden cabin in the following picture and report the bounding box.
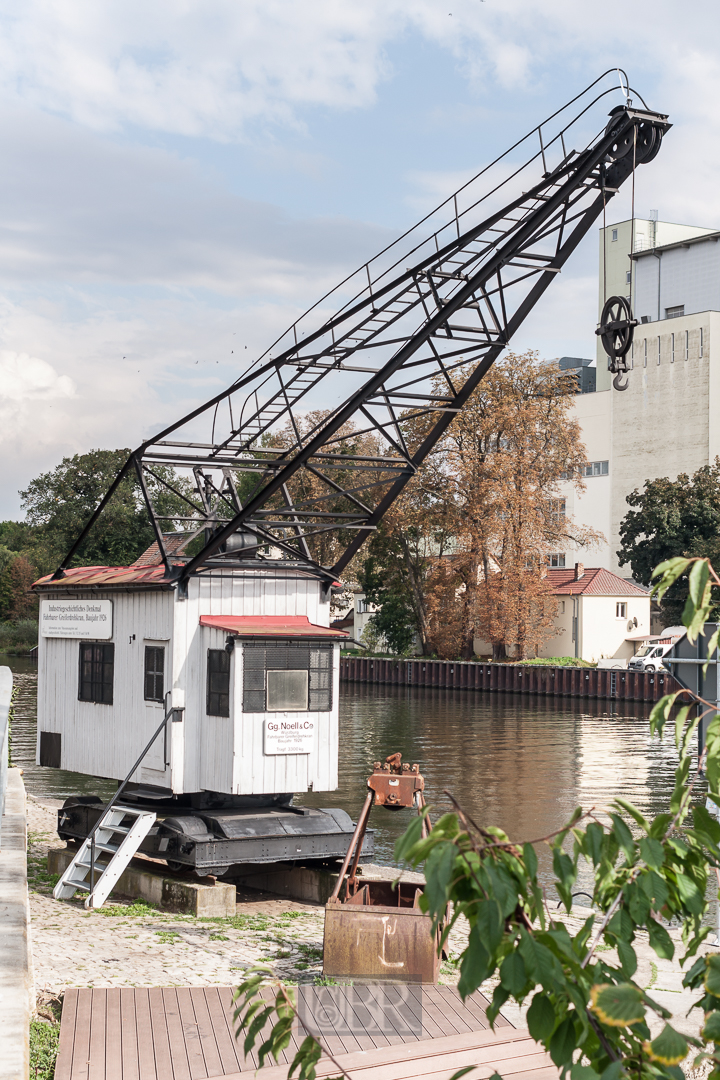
[33,559,346,799]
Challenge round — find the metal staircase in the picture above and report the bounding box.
[53,805,156,909]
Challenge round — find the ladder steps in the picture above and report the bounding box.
[66,879,91,891]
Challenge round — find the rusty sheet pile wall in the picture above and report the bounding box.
[340,657,680,703]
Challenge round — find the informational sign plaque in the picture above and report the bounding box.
[264,717,315,755]
[40,599,113,639]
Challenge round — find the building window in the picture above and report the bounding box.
[657,336,661,365]
[616,603,627,620]
[671,332,675,363]
[548,554,566,568]
[550,499,566,525]
[612,229,618,242]
[644,339,647,367]
[356,599,369,614]
[666,305,684,319]
[685,330,689,360]
[583,461,609,477]
[243,641,333,713]
[625,270,632,284]
[207,649,230,717]
[78,643,114,704]
[559,600,565,614]
[144,646,164,703]
[700,327,704,357]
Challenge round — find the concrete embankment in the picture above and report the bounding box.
[341,655,680,703]
[0,768,33,1080]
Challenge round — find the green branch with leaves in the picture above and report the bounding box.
[234,556,720,1080]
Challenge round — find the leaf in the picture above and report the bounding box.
[704,627,720,676]
[639,837,665,870]
[702,1011,720,1043]
[583,822,604,865]
[475,899,504,955]
[448,1069,477,1080]
[643,1023,689,1065]
[394,812,427,865]
[647,918,675,960]
[693,804,720,844]
[613,797,650,833]
[457,925,492,998]
[640,870,669,909]
[705,955,720,997]
[571,1067,601,1080]
[523,841,538,879]
[424,841,457,920]
[617,941,638,979]
[675,872,705,915]
[689,559,710,610]
[609,813,634,860]
[527,992,556,1041]
[499,951,527,996]
[674,705,693,751]
[288,1034,322,1080]
[590,983,645,1027]
[519,931,560,990]
[652,557,691,600]
[549,1015,576,1066]
[649,693,681,737]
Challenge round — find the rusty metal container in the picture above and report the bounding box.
[323,879,441,983]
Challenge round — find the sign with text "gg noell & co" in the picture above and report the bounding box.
[40,599,113,639]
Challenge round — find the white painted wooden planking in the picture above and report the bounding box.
[36,569,340,796]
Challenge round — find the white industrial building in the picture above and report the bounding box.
[559,216,720,576]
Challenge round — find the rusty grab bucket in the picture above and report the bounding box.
[322,754,443,984]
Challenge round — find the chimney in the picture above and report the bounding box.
[574,562,584,581]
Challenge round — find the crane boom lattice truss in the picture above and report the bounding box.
[56,72,669,586]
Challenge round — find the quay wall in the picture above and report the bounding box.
[340,656,680,703]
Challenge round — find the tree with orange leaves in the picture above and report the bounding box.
[417,350,600,659]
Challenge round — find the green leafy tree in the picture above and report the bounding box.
[234,554,720,1080]
[19,449,193,573]
[618,461,720,623]
[358,526,424,655]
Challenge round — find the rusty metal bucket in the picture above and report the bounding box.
[322,754,442,984]
[323,879,441,983]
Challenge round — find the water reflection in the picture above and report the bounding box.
[2,655,701,888]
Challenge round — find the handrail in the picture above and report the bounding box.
[87,698,182,893]
[0,666,13,846]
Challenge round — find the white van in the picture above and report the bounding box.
[628,643,671,672]
[628,628,684,673]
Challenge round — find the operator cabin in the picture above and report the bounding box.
[32,538,347,800]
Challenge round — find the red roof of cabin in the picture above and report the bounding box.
[546,568,649,596]
[199,615,347,639]
[33,564,176,588]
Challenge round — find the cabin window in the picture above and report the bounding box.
[144,646,164,703]
[207,649,231,717]
[78,643,114,704]
[243,641,333,712]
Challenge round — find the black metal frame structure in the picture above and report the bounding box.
[54,72,669,586]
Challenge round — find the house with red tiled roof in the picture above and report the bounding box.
[537,563,650,663]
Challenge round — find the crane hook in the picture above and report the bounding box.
[613,372,629,392]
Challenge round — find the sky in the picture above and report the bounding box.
[1,0,719,518]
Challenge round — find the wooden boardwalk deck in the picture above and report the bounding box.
[55,986,557,1080]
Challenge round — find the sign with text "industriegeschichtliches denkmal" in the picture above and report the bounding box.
[40,599,113,639]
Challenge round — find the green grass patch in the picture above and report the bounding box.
[94,900,159,918]
[154,930,181,945]
[30,1019,60,1080]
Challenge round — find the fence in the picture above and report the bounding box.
[0,666,12,843]
[340,656,679,703]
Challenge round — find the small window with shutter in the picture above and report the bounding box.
[207,649,231,717]
[144,646,164,702]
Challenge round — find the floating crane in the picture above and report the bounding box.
[34,72,669,904]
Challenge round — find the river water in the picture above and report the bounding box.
[3,653,703,886]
